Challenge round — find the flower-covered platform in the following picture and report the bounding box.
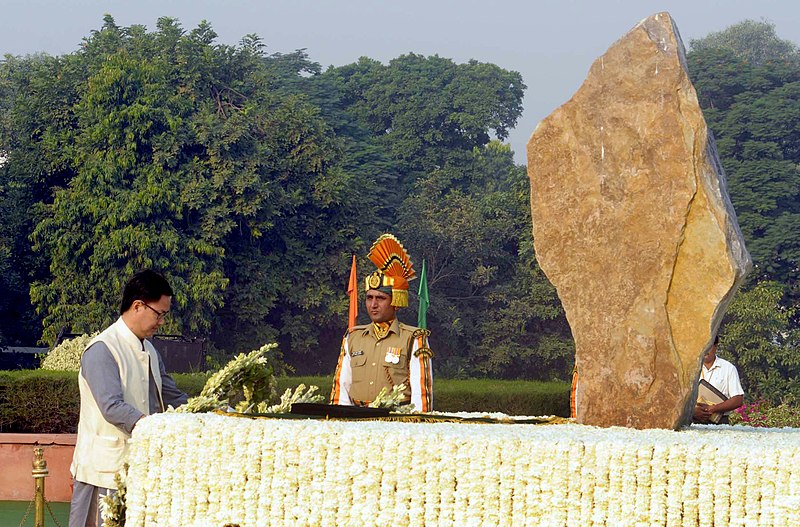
[126,413,800,526]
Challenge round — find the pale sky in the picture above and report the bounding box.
[2,0,799,164]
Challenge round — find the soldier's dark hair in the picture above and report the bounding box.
[120,269,174,315]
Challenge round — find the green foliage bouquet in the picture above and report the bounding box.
[177,343,279,413]
[100,465,128,527]
[370,384,414,413]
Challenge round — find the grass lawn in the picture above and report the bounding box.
[274,376,571,416]
[0,500,69,526]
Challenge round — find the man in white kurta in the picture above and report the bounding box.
[69,270,188,527]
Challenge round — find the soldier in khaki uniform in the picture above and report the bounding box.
[331,234,433,411]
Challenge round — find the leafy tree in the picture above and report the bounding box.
[317,54,526,209]
[719,281,799,404]
[688,26,800,323]
[688,48,759,112]
[690,19,799,67]
[0,49,88,345]
[0,162,34,346]
[4,17,369,361]
[397,142,572,379]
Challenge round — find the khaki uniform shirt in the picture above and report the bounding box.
[331,318,434,411]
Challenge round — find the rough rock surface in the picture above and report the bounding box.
[526,12,751,429]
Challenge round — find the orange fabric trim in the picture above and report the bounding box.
[330,335,347,404]
[423,356,431,412]
[570,370,578,419]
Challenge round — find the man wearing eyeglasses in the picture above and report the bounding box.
[69,269,188,527]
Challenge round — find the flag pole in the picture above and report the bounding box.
[417,258,429,329]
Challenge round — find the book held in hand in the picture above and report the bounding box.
[697,379,727,424]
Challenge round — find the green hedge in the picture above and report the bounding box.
[0,371,570,433]
[0,371,208,434]
[0,370,81,434]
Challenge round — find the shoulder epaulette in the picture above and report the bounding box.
[398,322,418,332]
[408,327,432,358]
[349,324,370,334]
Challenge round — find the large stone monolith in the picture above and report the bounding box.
[526,12,751,429]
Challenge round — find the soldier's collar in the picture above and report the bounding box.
[369,318,398,340]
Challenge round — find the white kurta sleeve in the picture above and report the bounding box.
[408,331,433,412]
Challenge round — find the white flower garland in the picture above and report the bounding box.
[125,415,800,526]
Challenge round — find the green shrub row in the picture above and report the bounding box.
[0,370,82,434]
[0,371,209,434]
[432,379,571,416]
[0,371,570,433]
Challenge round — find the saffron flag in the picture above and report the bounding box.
[348,255,358,330]
[417,258,429,329]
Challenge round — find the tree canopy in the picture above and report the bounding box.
[690,19,799,67]
[689,22,800,311]
[1,17,373,356]
[0,16,574,379]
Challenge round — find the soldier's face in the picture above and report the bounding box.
[366,290,397,323]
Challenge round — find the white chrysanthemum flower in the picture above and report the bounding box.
[40,333,97,371]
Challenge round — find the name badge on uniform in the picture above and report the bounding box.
[350,350,364,357]
[385,347,401,364]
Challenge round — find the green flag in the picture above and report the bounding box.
[417,258,429,329]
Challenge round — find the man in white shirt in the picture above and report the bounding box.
[694,336,744,424]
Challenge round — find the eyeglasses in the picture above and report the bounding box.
[141,302,169,321]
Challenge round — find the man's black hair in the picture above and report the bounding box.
[120,269,174,315]
[713,335,720,346]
